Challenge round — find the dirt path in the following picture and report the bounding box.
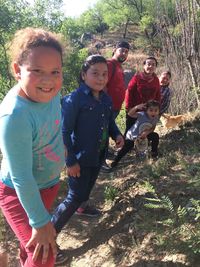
[3,166,134,267]
[56,170,135,267]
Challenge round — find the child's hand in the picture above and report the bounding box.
[115,135,124,148]
[26,221,57,264]
[137,103,146,110]
[128,103,147,117]
[67,163,81,178]
[139,131,148,139]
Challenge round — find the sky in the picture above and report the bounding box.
[62,0,98,17]
[27,0,98,17]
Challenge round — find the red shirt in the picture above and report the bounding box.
[106,59,126,111]
[125,72,161,110]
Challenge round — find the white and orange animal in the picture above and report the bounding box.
[160,113,190,129]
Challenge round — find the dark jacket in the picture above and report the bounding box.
[62,83,121,167]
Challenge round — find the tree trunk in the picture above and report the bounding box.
[123,18,129,38]
[187,56,200,107]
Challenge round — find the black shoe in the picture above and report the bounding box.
[136,151,147,160]
[110,161,118,168]
[106,150,115,160]
[55,247,69,266]
[151,151,158,159]
[101,161,118,173]
[75,205,101,217]
[100,162,113,173]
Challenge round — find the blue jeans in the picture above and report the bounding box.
[52,166,101,233]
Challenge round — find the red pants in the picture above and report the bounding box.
[0,181,59,267]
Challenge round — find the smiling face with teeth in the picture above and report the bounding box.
[13,46,63,103]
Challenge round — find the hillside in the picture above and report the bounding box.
[2,111,200,267]
[55,113,200,267]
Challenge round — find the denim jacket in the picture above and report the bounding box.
[62,83,121,167]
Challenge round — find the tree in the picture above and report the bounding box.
[78,5,109,37]
[102,0,139,38]
[0,0,32,100]
[60,17,84,46]
[156,0,200,109]
[0,0,65,100]
[28,0,64,32]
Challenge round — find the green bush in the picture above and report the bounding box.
[62,47,89,96]
[104,185,119,202]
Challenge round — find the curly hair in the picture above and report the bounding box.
[8,27,63,75]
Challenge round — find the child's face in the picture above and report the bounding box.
[14,46,63,103]
[113,47,129,63]
[143,59,157,75]
[159,73,170,86]
[82,63,108,96]
[146,106,159,119]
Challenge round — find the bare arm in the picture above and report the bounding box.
[128,103,146,118]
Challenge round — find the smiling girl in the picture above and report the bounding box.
[0,28,65,267]
[52,55,124,233]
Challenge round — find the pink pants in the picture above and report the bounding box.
[0,181,59,267]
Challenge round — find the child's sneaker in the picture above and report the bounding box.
[76,205,101,217]
[100,161,112,173]
[110,160,118,169]
[106,150,115,160]
[138,151,146,159]
[151,151,158,159]
[55,246,69,266]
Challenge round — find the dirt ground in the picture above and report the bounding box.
[56,169,138,267]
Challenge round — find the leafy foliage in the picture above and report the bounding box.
[0,0,200,110]
[104,185,119,202]
[144,188,200,256]
[60,17,84,46]
[145,195,174,213]
[62,47,89,95]
[0,0,65,99]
